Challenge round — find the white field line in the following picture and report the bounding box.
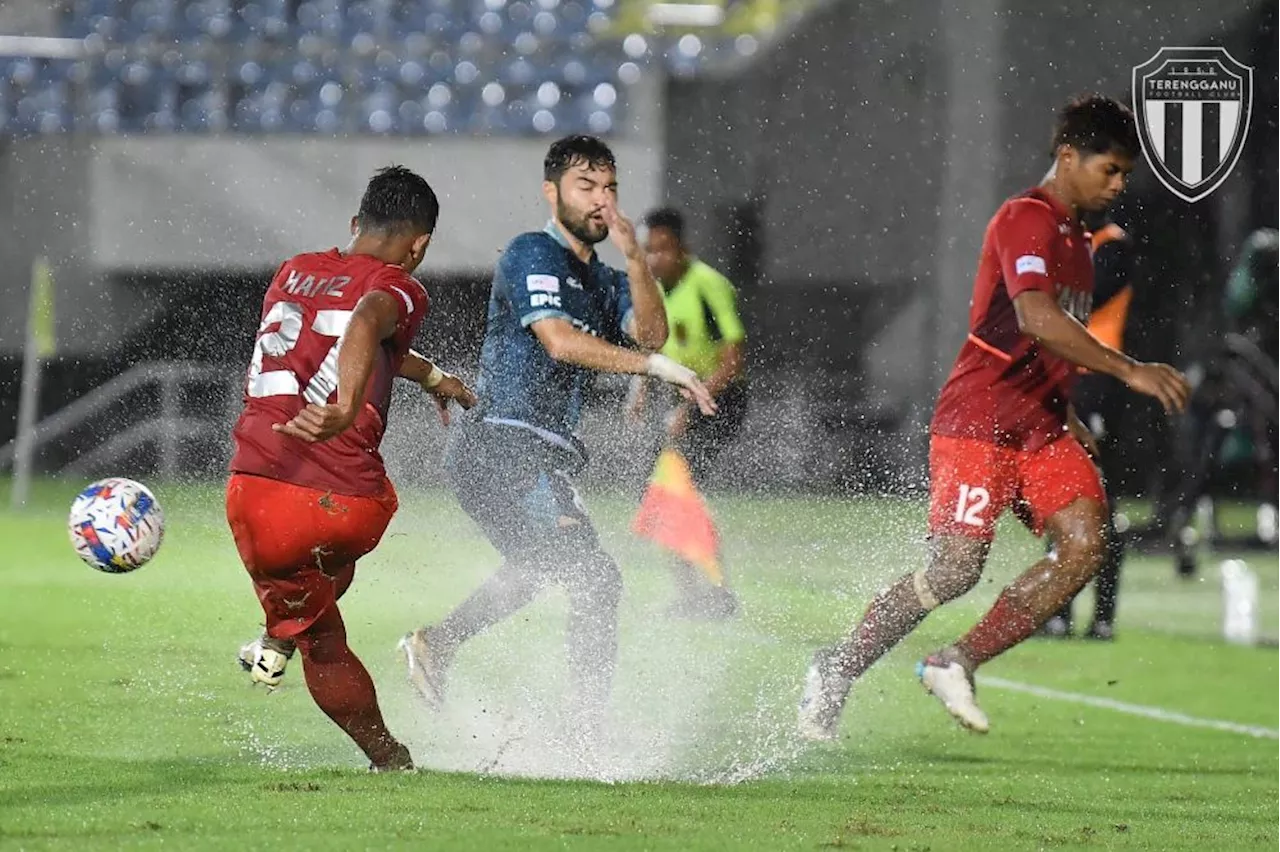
[981,676,1279,740]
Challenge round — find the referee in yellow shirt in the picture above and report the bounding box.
[629,208,748,618]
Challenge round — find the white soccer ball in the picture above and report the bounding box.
[68,478,165,574]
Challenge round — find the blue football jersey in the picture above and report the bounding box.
[476,221,635,444]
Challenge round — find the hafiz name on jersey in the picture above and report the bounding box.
[280,270,353,299]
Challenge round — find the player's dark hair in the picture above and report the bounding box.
[544,135,616,184]
[643,207,685,244]
[1052,94,1140,160]
[356,165,440,236]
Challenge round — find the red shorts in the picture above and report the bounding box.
[927,434,1105,541]
[225,473,398,639]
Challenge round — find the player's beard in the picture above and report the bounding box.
[558,197,608,245]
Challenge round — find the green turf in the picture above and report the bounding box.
[1,479,1276,851]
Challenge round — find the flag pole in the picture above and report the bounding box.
[11,257,55,509]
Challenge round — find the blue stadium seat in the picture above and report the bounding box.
[61,0,123,39]
[556,57,612,93]
[350,53,404,88]
[235,0,292,40]
[295,0,345,40]
[117,0,181,40]
[498,55,539,87]
[123,63,179,132]
[199,0,241,40]
[395,0,467,39]
[231,76,293,133]
[9,0,680,138]
[178,84,230,132]
[415,81,465,133]
[344,0,400,41]
[288,76,352,134]
[82,79,123,133]
[1,59,74,135]
[356,80,400,133]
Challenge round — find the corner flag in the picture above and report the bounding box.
[30,256,56,358]
[11,257,56,508]
[631,449,723,585]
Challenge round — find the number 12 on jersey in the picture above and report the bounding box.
[954,483,991,527]
[246,301,353,404]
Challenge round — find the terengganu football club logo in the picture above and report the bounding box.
[1132,46,1253,203]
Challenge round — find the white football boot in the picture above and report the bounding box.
[917,657,989,733]
[399,628,453,710]
[797,648,853,742]
[238,638,291,689]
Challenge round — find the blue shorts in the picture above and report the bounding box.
[443,414,600,564]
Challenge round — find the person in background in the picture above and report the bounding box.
[628,207,748,619]
[1037,219,1134,640]
[1148,227,1279,575]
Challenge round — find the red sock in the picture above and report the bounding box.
[955,591,1039,666]
[296,606,400,766]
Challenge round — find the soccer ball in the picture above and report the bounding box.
[68,478,165,573]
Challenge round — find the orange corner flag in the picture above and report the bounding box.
[632,449,723,585]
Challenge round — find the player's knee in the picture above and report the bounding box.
[1053,519,1106,575]
[917,537,987,606]
[917,560,983,608]
[1057,530,1105,584]
[568,550,622,610]
[1048,501,1107,571]
[591,552,623,607]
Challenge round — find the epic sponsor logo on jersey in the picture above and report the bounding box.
[531,292,562,308]
[526,274,560,293]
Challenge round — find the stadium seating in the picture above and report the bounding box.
[0,0,778,137]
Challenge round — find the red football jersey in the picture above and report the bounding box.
[932,187,1095,451]
[230,249,429,496]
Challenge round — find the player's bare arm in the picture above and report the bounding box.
[399,349,439,386]
[1012,290,1190,413]
[703,342,744,398]
[665,342,742,437]
[400,349,477,425]
[603,196,667,350]
[274,290,400,443]
[531,316,716,415]
[625,375,649,421]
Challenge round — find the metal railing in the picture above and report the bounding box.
[0,361,242,480]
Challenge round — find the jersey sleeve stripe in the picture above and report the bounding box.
[520,308,572,328]
[389,285,415,315]
[967,333,1014,363]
